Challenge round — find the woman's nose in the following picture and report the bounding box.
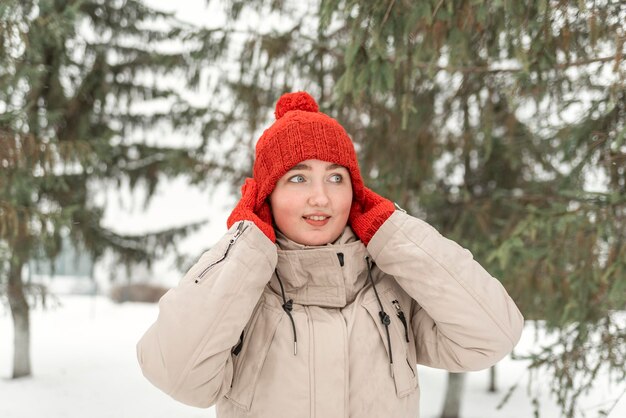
[307,182,330,206]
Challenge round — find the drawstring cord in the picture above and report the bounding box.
[273,257,396,378]
[275,269,298,355]
[366,256,394,378]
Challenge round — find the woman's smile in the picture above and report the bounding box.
[303,211,332,226]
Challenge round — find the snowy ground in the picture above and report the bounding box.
[1,295,624,418]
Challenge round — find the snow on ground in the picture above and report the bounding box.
[1,295,624,418]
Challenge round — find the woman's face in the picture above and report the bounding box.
[269,159,353,246]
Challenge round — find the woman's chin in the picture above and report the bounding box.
[297,230,342,246]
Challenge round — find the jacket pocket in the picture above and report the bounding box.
[362,289,418,398]
[225,302,283,411]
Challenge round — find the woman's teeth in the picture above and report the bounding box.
[306,216,328,221]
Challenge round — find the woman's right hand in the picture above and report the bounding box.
[227,177,276,242]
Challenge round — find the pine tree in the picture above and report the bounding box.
[194,0,626,416]
[0,0,230,378]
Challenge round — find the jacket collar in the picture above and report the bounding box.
[268,226,370,308]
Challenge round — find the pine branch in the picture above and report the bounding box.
[403,54,623,75]
[83,217,208,267]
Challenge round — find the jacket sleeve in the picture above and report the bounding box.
[367,211,524,372]
[136,220,277,407]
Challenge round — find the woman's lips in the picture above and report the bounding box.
[303,216,330,227]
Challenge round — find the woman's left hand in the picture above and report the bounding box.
[348,187,396,246]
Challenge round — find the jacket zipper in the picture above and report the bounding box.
[392,299,416,378]
[406,357,416,377]
[194,222,249,284]
[391,299,410,343]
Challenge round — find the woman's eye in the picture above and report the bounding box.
[288,175,305,183]
[330,174,343,183]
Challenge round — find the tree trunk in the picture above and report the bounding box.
[7,259,31,378]
[440,371,466,418]
[488,364,497,392]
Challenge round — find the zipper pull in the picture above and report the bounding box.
[391,300,401,312]
[394,202,407,213]
[230,221,246,244]
[392,300,410,343]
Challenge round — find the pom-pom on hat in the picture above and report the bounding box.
[274,91,319,119]
[253,91,365,210]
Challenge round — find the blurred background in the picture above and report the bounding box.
[1,0,624,417]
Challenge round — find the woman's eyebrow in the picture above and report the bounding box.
[288,164,309,171]
[288,163,344,171]
[327,163,345,170]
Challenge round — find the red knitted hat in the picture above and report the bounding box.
[253,91,365,209]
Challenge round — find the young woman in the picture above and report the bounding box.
[136,91,524,417]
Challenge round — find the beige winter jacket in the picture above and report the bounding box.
[136,211,524,417]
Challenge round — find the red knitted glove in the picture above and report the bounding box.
[227,178,276,243]
[349,187,396,246]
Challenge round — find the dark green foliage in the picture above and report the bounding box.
[0,0,233,377]
[0,0,231,276]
